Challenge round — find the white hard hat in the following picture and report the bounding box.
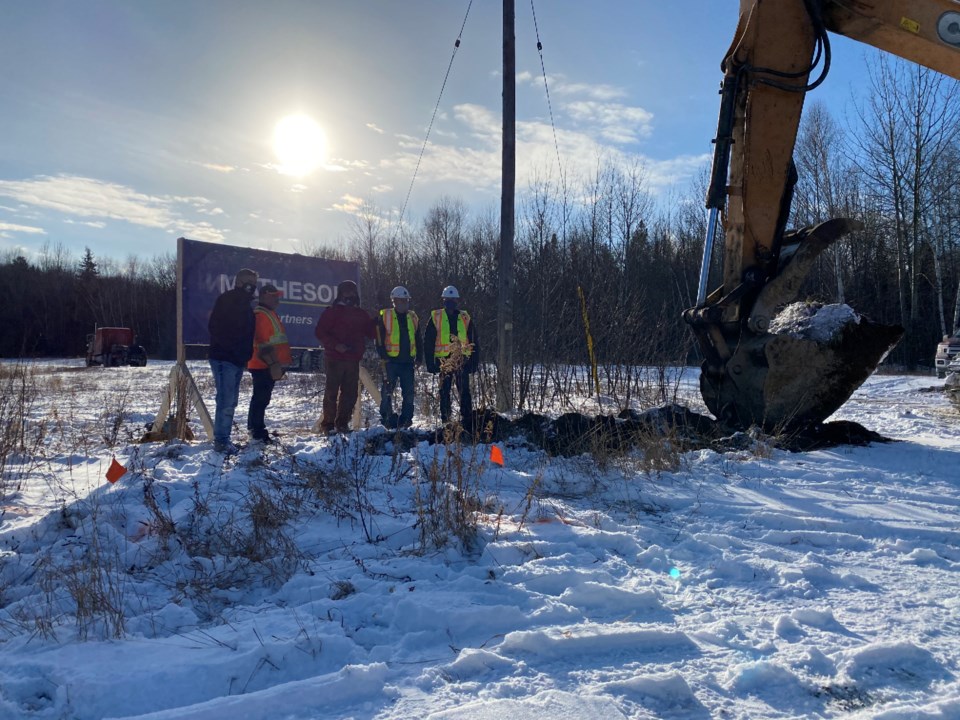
[390,286,411,300]
[441,285,460,299]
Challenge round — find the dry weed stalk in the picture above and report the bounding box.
[100,384,133,447]
[0,361,46,501]
[413,423,483,551]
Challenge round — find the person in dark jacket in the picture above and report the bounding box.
[376,286,421,429]
[423,285,479,425]
[314,280,375,434]
[208,268,258,453]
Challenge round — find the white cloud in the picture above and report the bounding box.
[0,175,175,229]
[333,194,365,215]
[173,195,216,207]
[0,222,46,235]
[199,162,236,174]
[453,104,500,140]
[564,101,655,144]
[643,153,712,190]
[64,219,107,228]
[517,72,652,144]
[520,72,627,102]
[553,81,627,102]
[0,174,229,239]
[366,123,385,134]
[177,221,227,244]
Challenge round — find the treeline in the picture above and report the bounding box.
[0,246,176,359]
[2,57,958,390]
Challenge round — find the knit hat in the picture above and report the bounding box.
[235,268,258,287]
[336,280,359,302]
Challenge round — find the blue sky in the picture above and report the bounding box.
[0,1,877,264]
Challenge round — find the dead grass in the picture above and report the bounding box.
[413,423,484,552]
[0,361,47,502]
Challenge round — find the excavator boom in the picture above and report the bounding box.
[823,0,960,77]
[685,0,960,431]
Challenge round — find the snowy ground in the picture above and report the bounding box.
[0,360,958,720]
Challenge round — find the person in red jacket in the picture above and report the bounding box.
[314,280,375,434]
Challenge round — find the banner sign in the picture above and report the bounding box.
[180,238,360,348]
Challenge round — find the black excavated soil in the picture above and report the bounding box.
[364,405,893,456]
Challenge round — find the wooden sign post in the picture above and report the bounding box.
[143,237,214,442]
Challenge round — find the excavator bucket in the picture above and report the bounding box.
[688,220,904,432]
[697,316,903,432]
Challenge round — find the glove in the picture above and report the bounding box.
[269,362,286,381]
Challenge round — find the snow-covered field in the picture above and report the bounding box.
[1,360,958,720]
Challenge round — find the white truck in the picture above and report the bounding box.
[935,334,960,379]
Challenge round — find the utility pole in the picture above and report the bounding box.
[496,0,516,412]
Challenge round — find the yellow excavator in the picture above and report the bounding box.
[685,0,960,431]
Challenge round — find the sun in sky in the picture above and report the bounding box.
[272,114,327,177]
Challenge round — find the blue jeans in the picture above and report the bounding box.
[210,360,245,444]
[380,362,415,426]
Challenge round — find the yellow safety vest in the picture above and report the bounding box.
[432,309,471,357]
[380,308,418,358]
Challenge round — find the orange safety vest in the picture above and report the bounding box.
[380,308,418,358]
[249,306,292,369]
[431,309,472,357]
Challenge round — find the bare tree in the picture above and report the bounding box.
[795,101,850,302]
[850,57,960,364]
[421,196,467,282]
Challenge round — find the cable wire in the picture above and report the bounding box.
[393,1,473,242]
[530,0,565,190]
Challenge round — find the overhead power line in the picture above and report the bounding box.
[393,1,474,242]
[530,0,564,189]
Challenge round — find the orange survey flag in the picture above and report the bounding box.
[489,445,504,466]
[106,457,127,483]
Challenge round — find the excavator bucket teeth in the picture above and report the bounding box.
[699,317,903,432]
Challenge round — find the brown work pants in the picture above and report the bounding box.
[321,358,360,432]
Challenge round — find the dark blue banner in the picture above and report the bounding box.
[180,238,360,348]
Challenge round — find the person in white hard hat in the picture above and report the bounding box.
[375,285,421,429]
[424,285,479,424]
